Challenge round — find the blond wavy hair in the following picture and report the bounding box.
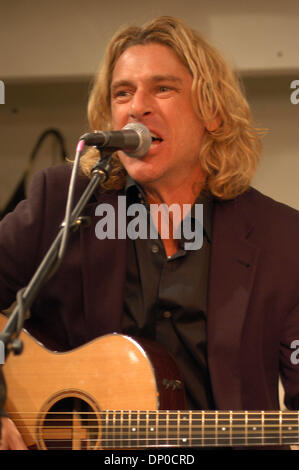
[80,16,264,199]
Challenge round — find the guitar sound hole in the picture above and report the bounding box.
[39,396,100,450]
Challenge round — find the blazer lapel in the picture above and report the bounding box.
[207,196,260,409]
[79,192,128,341]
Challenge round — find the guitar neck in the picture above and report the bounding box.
[101,410,299,448]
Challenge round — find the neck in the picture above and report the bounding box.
[143,172,206,207]
[139,173,206,258]
[101,409,299,449]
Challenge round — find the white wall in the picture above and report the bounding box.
[247,75,299,209]
[1,0,298,78]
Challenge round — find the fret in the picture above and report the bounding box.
[203,411,216,446]
[245,410,248,445]
[119,410,124,447]
[279,410,282,446]
[229,410,233,446]
[201,410,205,447]
[184,411,200,447]
[137,410,140,447]
[166,410,169,446]
[128,410,132,448]
[113,410,124,448]
[165,411,179,446]
[282,413,299,445]
[176,410,180,446]
[156,411,167,446]
[231,412,246,446]
[146,410,149,447]
[264,412,280,445]
[112,410,116,448]
[114,410,127,448]
[155,411,159,447]
[101,411,106,449]
[102,410,112,449]
[129,411,138,448]
[179,411,190,447]
[261,410,265,445]
[217,412,231,446]
[137,412,147,448]
[102,410,107,449]
[247,412,263,446]
[146,411,157,447]
[189,410,192,447]
[215,410,218,446]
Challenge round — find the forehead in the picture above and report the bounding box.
[111,43,192,85]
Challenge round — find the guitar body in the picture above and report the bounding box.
[0,314,186,449]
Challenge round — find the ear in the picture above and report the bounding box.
[204,112,222,131]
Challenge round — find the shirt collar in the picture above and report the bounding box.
[125,176,213,242]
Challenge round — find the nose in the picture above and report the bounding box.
[129,88,152,120]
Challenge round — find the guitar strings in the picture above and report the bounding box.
[7,425,299,430]
[5,435,298,451]
[5,411,299,448]
[5,426,299,435]
[6,411,299,417]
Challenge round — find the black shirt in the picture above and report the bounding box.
[122,179,215,410]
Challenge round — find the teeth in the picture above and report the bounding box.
[150,132,162,142]
[150,132,160,139]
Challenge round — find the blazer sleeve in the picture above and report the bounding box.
[0,170,47,310]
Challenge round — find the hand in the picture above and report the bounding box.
[0,417,27,450]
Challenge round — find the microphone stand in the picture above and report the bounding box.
[0,148,113,434]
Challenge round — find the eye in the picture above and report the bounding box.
[159,86,171,93]
[112,89,132,102]
[156,85,177,97]
[116,90,129,96]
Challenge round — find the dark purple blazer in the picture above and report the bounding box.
[0,164,298,411]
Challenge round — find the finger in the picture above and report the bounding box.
[0,417,28,450]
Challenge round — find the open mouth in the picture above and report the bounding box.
[150,132,163,144]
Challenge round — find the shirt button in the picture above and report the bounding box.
[163,310,172,319]
[138,193,145,204]
[151,244,159,254]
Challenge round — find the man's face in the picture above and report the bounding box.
[110,43,208,191]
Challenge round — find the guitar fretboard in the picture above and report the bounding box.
[101,410,299,448]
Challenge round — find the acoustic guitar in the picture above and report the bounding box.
[0,315,298,450]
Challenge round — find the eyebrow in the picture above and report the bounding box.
[111,75,183,91]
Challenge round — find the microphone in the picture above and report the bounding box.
[80,122,152,158]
